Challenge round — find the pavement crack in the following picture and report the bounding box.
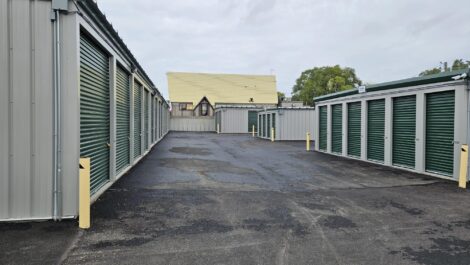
[58,229,84,265]
[276,229,292,265]
[290,200,343,265]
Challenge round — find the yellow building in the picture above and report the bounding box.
[167,72,278,117]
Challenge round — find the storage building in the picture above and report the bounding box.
[257,108,316,141]
[314,70,470,181]
[0,0,170,221]
[214,106,262,134]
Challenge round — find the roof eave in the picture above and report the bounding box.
[314,69,470,103]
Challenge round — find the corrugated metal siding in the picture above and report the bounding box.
[263,114,266,137]
[367,99,385,162]
[219,108,251,133]
[115,65,130,173]
[170,117,215,131]
[331,104,342,153]
[258,114,262,136]
[347,102,361,157]
[319,106,327,150]
[392,95,416,168]
[248,111,257,132]
[80,33,110,194]
[0,0,61,220]
[267,114,271,137]
[134,82,142,158]
[276,110,315,141]
[151,98,154,143]
[155,98,160,141]
[425,91,455,176]
[159,101,163,138]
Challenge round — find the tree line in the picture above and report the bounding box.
[288,59,469,106]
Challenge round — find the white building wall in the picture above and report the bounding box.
[170,117,215,132]
[277,110,316,141]
[221,109,249,133]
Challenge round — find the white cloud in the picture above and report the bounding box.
[97,0,470,98]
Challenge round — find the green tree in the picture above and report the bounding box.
[419,67,441,77]
[451,59,470,71]
[419,59,469,76]
[291,65,361,106]
[277,91,286,103]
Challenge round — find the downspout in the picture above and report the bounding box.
[467,71,470,183]
[51,9,62,221]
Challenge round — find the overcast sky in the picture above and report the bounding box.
[98,0,469,99]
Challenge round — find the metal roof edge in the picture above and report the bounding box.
[167,72,276,78]
[314,68,469,103]
[78,0,168,103]
[215,105,264,109]
[259,107,316,112]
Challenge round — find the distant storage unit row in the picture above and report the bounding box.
[0,0,170,221]
[214,106,264,133]
[257,108,316,141]
[314,70,470,181]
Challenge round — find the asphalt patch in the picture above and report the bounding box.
[400,237,470,265]
[321,215,357,229]
[170,147,212,155]
[159,157,257,175]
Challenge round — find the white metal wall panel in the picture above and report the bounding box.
[170,117,215,131]
[277,110,316,140]
[0,0,9,217]
[0,0,74,220]
[221,109,249,133]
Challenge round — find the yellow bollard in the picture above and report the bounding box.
[252,125,255,137]
[459,144,468,189]
[271,128,275,142]
[79,158,91,229]
[306,132,310,151]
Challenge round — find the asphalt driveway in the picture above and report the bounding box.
[1,132,470,265]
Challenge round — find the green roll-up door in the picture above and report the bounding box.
[151,98,154,143]
[159,102,163,138]
[393,95,416,168]
[260,115,263,137]
[115,65,130,174]
[267,114,271,138]
[272,113,276,138]
[155,98,160,138]
[347,102,361,157]
[331,104,342,153]
[319,106,327,151]
[248,111,257,133]
[263,114,266,137]
[144,90,149,150]
[425,91,455,176]
[134,82,142,158]
[80,34,110,193]
[259,114,262,137]
[367,99,385,162]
